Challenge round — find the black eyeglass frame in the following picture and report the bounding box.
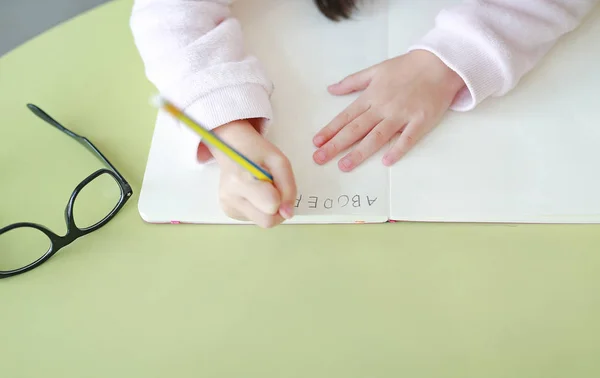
[0,104,133,279]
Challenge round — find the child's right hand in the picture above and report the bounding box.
[201,120,297,228]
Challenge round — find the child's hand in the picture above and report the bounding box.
[312,50,465,171]
[204,120,297,228]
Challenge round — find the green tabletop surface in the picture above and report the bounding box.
[1,1,600,377]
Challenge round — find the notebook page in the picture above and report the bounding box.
[387,1,600,223]
[138,0,390,224]
[234,0,390,221]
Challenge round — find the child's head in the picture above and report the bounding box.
[314,0,357,21]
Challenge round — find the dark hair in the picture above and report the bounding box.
[314,0,358,21]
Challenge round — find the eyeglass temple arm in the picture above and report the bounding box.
[26,104,131,189]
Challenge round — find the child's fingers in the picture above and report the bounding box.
[382,119,428,165]
[264,154,297,219]
[313,100,369,147]
[234,174,281,215]
[235,197,285,229]
[196,142,213,162]
[313,110,381,165]
[338,119,400,171]
[327,65,375,95]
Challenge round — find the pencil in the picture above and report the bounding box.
[152,95,274,183]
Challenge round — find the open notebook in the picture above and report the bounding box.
[138,0,600,224]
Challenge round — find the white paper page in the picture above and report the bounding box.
[387,1,600,223]
[138,0,390,224]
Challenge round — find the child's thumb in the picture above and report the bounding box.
[328,66,374,95]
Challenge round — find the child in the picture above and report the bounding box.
[130,0,598,228]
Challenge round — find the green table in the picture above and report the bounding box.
[1,1,600,377]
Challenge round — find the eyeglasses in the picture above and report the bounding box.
[0,104,132,279]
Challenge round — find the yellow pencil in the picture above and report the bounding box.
[152,95,273,183]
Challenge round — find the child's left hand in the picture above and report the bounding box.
[312,50,465,171]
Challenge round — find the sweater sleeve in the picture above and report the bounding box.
[408,0,599,111]
[129,0,274,146]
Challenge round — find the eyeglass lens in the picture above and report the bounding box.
[72,171,123,229]
[0,226,51,272]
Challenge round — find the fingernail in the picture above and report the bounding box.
[340,157,352,170]
[280,204,294,219]
[313,136,325,146]
[314,149,326,163]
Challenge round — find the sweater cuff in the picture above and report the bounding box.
[174,83,273,162]
[408,27,508,111]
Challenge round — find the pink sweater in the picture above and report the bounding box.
[130,0,598,133]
